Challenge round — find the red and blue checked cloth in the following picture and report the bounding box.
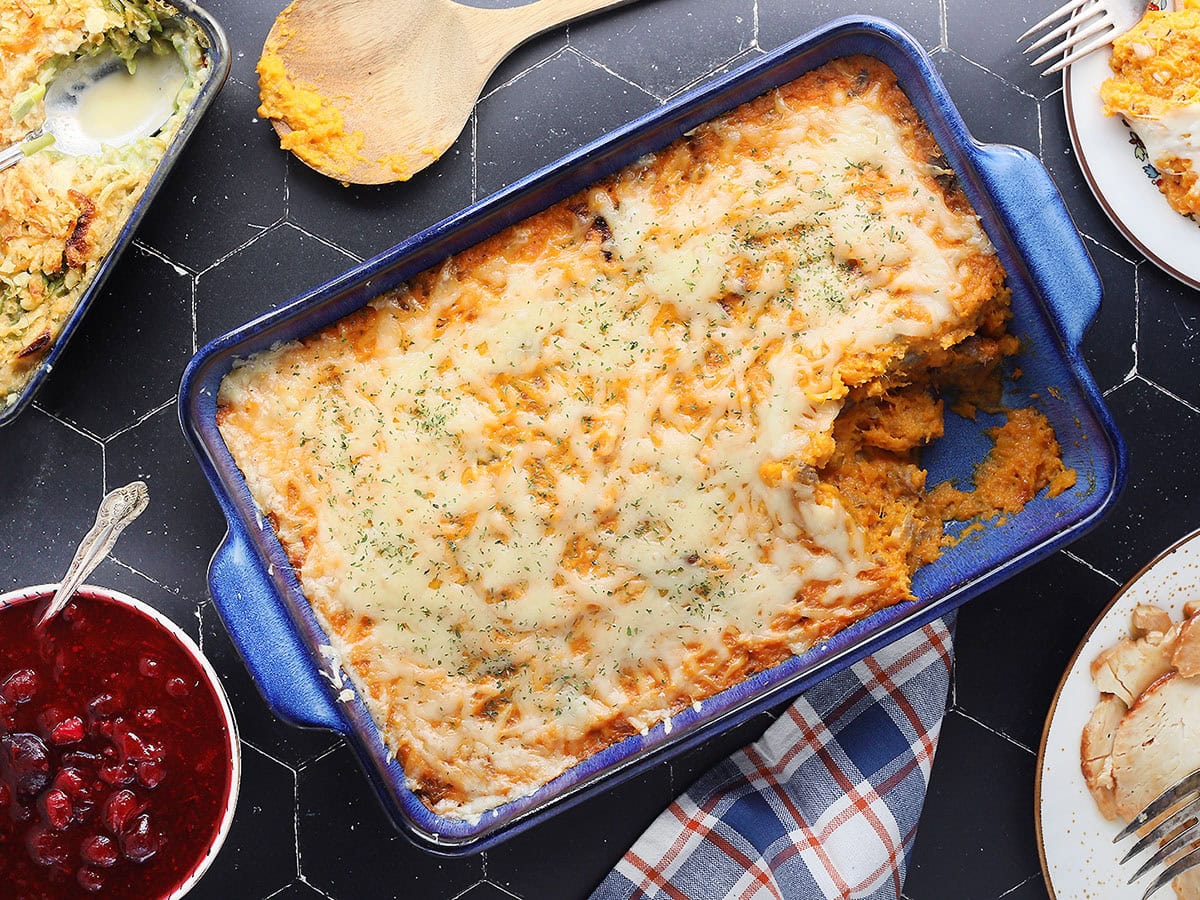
[591,617,954,900]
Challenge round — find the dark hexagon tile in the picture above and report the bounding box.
[1068,377,1200,586]
[298,745,482,899]
[905,712,1040,900]
[103,405,227,600]
[285,123,474,262]
[757,0,942,56]
[932,51,1040,151]
[188,742,298,900]
[1138,262,1200,409]
[193,0,284,87]
[476,50,658,198]
[1080,240,1137,394]
[138,79,287,272]
[954,551,1115,751]
[37,246,194,440]
[194,222,358,345]
[0,410,102,590]
[945,0,1064,100]
[201,602,342,767]
[88,555,204,643]
[1040,92,1137,256]
[569,0,754,100]
[489,765,674,900]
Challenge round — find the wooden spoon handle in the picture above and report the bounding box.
[483,0,643,45]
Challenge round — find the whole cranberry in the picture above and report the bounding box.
[165,676,190,698]
[99,762,134,786]
[134,707,161,727]
[0,669,38,704]
[35,705,69,734]
[50,716,85,746]
[87,693,122,720]
[136,760,166,790]
[120,813,160,863]
[138,657,161,678]
[25,824,69,867]
[77,867,105,893]
[1,732,51,797]
[112,721,149,762]
[52,766,87,798]
[101,789,139,835]
[80,833,120,868]
[39,788,72,830]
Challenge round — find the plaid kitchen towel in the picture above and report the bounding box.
[591,616,954,900]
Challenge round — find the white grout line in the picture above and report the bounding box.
[190,276,199,355]
[194,218,287,278]
[954,709,1036,757]
[242,737,300,774]
[1078,231,1138,267]
[297,877,336,900]
[1061,549,1120,586]
[938,0,949,50]
[280,221,363,263]
[1139,374,1200,417]
[102,396,175,445]
[751,0,760,48]
[951,49,1040,101]
[479,45,569,102]
[997,872,1041,898]
[664,47,762,102]
[482,881,523,900]
[132,240,195,276]
[567,46,663,103]
[1130,260,1141,378]
[107,554,185,596]
[295,740,344,773]
[32,403,105,447]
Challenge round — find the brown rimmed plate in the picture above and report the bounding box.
[1036,528,1200,897]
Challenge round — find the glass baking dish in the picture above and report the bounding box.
[179,16,1126,855]
[0,0,230,428]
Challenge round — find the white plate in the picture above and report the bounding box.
[1063,0,1200,289]
[1037,529,1200,898]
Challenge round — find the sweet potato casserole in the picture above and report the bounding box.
[217,57,1074,819]
[0,0,209,409]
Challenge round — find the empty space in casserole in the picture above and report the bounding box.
[217,56,1073,819]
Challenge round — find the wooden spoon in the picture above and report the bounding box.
[260,0,642,185]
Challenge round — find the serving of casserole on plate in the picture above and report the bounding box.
[216,54,1073,819]
[0,0,220,416]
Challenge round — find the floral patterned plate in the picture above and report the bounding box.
[1063,0,1200,289]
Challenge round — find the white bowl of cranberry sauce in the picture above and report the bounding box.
[0,585,240,899]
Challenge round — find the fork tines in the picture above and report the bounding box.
[1019,0,1118,75]
[1116,769,1200,899]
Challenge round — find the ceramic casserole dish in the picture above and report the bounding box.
[179,16,1126,854]
[0,0,230,428]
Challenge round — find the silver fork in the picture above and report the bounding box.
[1115,769,1200,899]
[1019,0,1151,75]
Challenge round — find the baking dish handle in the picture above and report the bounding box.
[974,144,1102,352]
[208,529,347,733]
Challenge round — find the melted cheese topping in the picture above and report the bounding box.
[218,57,1006,819]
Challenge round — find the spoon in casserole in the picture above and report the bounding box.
[37,481,150,628]
[258,0,642,185]
[0,46,187,173]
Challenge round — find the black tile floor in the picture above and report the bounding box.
[5,0,1198,897]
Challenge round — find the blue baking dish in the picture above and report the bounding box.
[179,16,1126,854]
[0,0,230,429]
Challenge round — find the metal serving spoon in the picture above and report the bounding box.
[0,46,186,173]
[37,481,150,628]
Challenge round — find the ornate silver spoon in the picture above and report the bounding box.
[38,481,150,628]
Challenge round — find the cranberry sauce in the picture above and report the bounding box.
[0,594,233,899]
